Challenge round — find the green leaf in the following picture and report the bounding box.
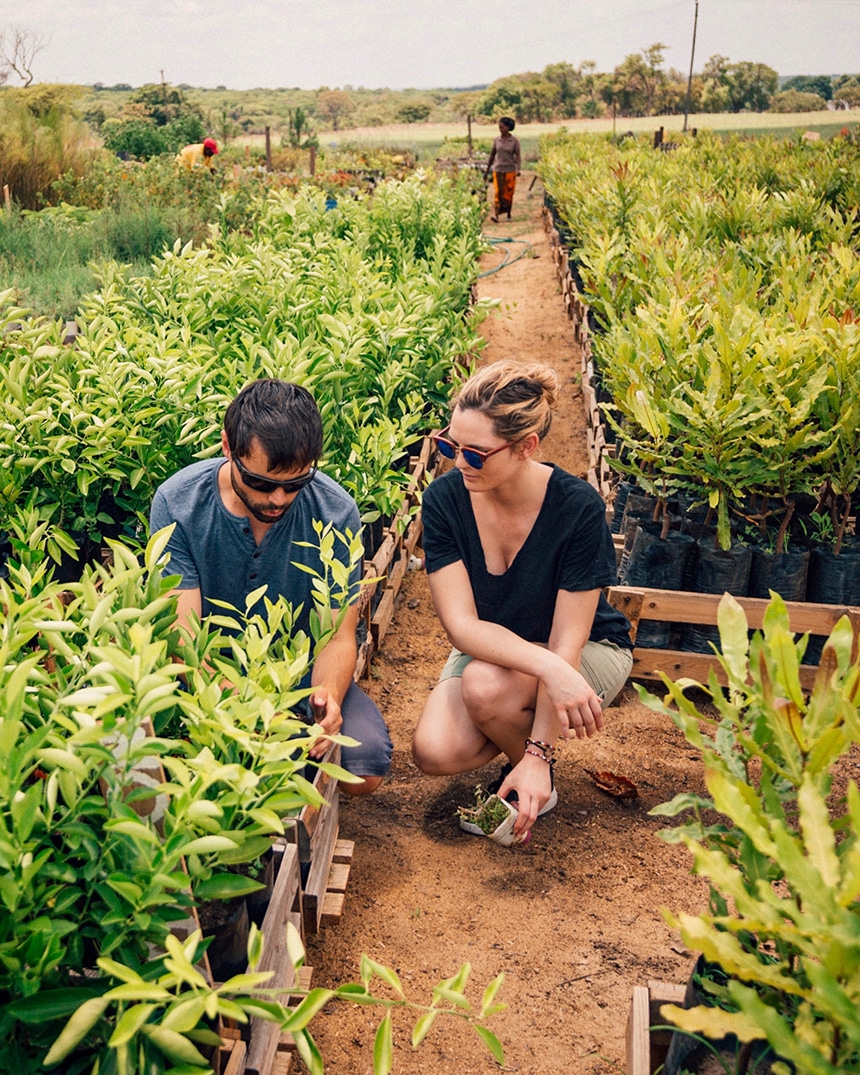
[292,1027,325,1075]
[359,957,403,996]
[373,1013,393,1075]
[139,1024,209,1065]
[194,873,262,901]
[474,1023,506,1065]
[44,995,111,1065]
[660,1002,768,1044]
[411,1009,438,1048]
[480,974,505,1018]
[282,989,336,1032]
[6,987,104,1024]
[108,1003,157,1047]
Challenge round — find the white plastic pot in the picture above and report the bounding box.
[459,794,530,847]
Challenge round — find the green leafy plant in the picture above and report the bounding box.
[0,528,351,1070]
[2,172,490,569]
[6,924,505,1075]
[645,593,860,1074]
[540,132,860,551]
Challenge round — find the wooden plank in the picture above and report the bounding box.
[403,458,426,501]
[582,383,597,420]
[219,1035,247,1075]
[387,550,408,596]
[327,862,351,892]
[282,742,341,863]
[370,533,398,579]
[370,588,396,644]
[630,646,819,689]
[333,838,355,863]
[626,985,652,1075]
[626,981,686,1075]
[244,842,302,1075]
[617,589,645,637]
[354,574,379,619]
[320,890,346,926]
[648,980,686,1016]
[417,434,434,470]
[354,636,375,681]
[404,508,424,557]
[607,586,860,635]
[302,816,340,936]
[272,967,314,1072]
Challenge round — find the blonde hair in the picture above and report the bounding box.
[452,361,559,442]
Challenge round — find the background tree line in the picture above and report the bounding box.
[1,42,853,157]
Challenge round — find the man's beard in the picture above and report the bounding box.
[230,469,291,524]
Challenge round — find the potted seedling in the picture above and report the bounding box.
[457,786,529,847]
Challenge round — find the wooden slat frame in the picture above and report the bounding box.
[244,841,302,1075]
[626,981,686,1075]
[281,742,344,937]
[606,585,860,688]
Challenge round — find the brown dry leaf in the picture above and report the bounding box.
[583,768,639,800]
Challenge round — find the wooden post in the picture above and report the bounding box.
[467,113,473,156]
[654,126,664,148]
[3,184,10,214]
[245,143,250,162]
[309,144,316,175]
[265,125,272,172]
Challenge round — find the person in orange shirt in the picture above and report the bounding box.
[176,137,219,171]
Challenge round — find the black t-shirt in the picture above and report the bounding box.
[422,464,632,649]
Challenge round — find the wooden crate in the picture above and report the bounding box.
[626,980,686,1075]
[606,585,860,688]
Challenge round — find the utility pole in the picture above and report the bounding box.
[683,0,699,133]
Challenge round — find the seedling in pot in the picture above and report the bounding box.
[456,786,530,846]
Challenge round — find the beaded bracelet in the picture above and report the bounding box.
[525,747,555,766]
[525,737,555,755]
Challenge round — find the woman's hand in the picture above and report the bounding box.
[541,656,603,741]
[497,753,554,836]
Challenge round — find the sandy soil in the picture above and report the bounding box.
[300,173,712,1074]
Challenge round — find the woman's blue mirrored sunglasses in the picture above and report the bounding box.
[433,427,512,470]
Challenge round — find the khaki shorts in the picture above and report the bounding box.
[438,639,633,708]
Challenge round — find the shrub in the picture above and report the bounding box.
[101,118,169,160]
[769,89,827,113]
[0,93,96,210]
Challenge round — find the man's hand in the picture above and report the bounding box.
[308,687,343,759]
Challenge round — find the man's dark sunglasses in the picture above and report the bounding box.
[433,426,513,470]
[232,454,317,494]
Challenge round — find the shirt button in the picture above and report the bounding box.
[249,572,257,580]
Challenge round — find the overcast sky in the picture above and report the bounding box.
[13,0,860,90]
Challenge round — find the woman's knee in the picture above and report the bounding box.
[411,729,454,775]
[460,661,528,726]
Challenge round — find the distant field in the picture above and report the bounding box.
[237,110,860,162]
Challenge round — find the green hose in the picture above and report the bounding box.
[477,235,534,277]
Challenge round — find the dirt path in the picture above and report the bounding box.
[302,174,710,1075]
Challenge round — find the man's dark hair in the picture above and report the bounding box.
[224,379,323,470]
